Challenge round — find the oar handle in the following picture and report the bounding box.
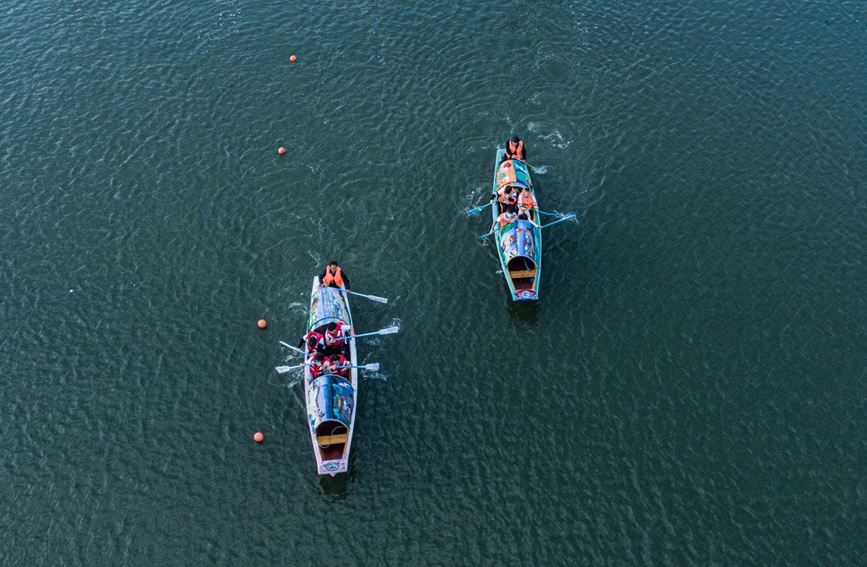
[279,341,306,355]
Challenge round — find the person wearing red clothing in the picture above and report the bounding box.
[324,321,347,349]
[298,330,326,355]
[330,354,350,377]
[308,352,328,378]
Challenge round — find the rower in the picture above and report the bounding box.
[504,135,526,161]
[309,351,328,378]
[330,354,350,377]
[517,186,538,223]
[298,330,326,355]
[498,210,517,227]
[491,185,518,214]
[318,261,351,292]
[490,209,517,234]
[324,321,349,353]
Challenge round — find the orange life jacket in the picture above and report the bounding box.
[498,187,517,205]
[508,140,524,159]
[518,192,536,209]
[499,212,517,227]
[323,267,344,287]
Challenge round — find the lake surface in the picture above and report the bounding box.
[1,0,866,564]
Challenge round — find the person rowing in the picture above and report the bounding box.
[330,354,350,377]
[318,261,351,292]
[490,208,518,234]
[308,351,329,378]
[517,186,538,223]
[298,330,327,355]
[324,321,350,354]
[503,135,526,161]
[491,185,518,214]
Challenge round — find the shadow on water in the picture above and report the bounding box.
[506,294,539,329]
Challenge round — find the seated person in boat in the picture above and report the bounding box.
[490,209,518,233]
[309,351,329,378]
[298,330,327,355]
[318,261,351,291]
[503,135,526,161]
[517,186,539,224]
[491,185,518,213]
[330,354,350,377]
[324,321,350,355]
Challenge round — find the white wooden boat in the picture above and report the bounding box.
[302,277,358,476]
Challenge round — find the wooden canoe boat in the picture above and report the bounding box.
[303,277,358,476]
[491,150,541,301]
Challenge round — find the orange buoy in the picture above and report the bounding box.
[254,432,264,443]
[278,147,286,155]
[258,319,267,329]
[289,55,297,63]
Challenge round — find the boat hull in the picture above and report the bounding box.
[302,277,358,476]
[491,150,541,301]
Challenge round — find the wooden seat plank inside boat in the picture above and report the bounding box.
[509,269,536,279]
[317,433,348,445]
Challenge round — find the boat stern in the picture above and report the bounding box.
[514,289,538,301]
[319,459,348,476]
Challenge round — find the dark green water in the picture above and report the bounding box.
[2,0,866,564]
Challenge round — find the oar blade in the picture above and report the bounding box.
[466,202,491,217]
[364,363,380,372]
[275,366,293,374]
[350,291,389,304]
[377,326,399,335]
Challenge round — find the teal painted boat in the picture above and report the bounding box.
[490,150,541,301]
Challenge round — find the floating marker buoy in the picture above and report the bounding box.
[289,55,297,63]
[258,319,267,329]
[278,147,286,155]
[254,432,264,443]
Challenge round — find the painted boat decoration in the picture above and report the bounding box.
[491,150,541,301]
[303,277,358,476]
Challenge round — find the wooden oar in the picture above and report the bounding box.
[347,290,388,304]
[336,363,380,372]
[332,326,399,344]
[279,340,306,355]
[540,214,576,229]
[466,202,492,217]
[276,363,312,374]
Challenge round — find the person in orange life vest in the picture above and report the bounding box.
[504,135,526,161]
[490,208,518,234]
[491,185,518,213]
[318,261,351,291]
[517,186,538,223]
[330,354,350,377]
[298,330,326,354]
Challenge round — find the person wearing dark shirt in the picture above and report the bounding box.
[504,135,526,161]
[318,261,351,291]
